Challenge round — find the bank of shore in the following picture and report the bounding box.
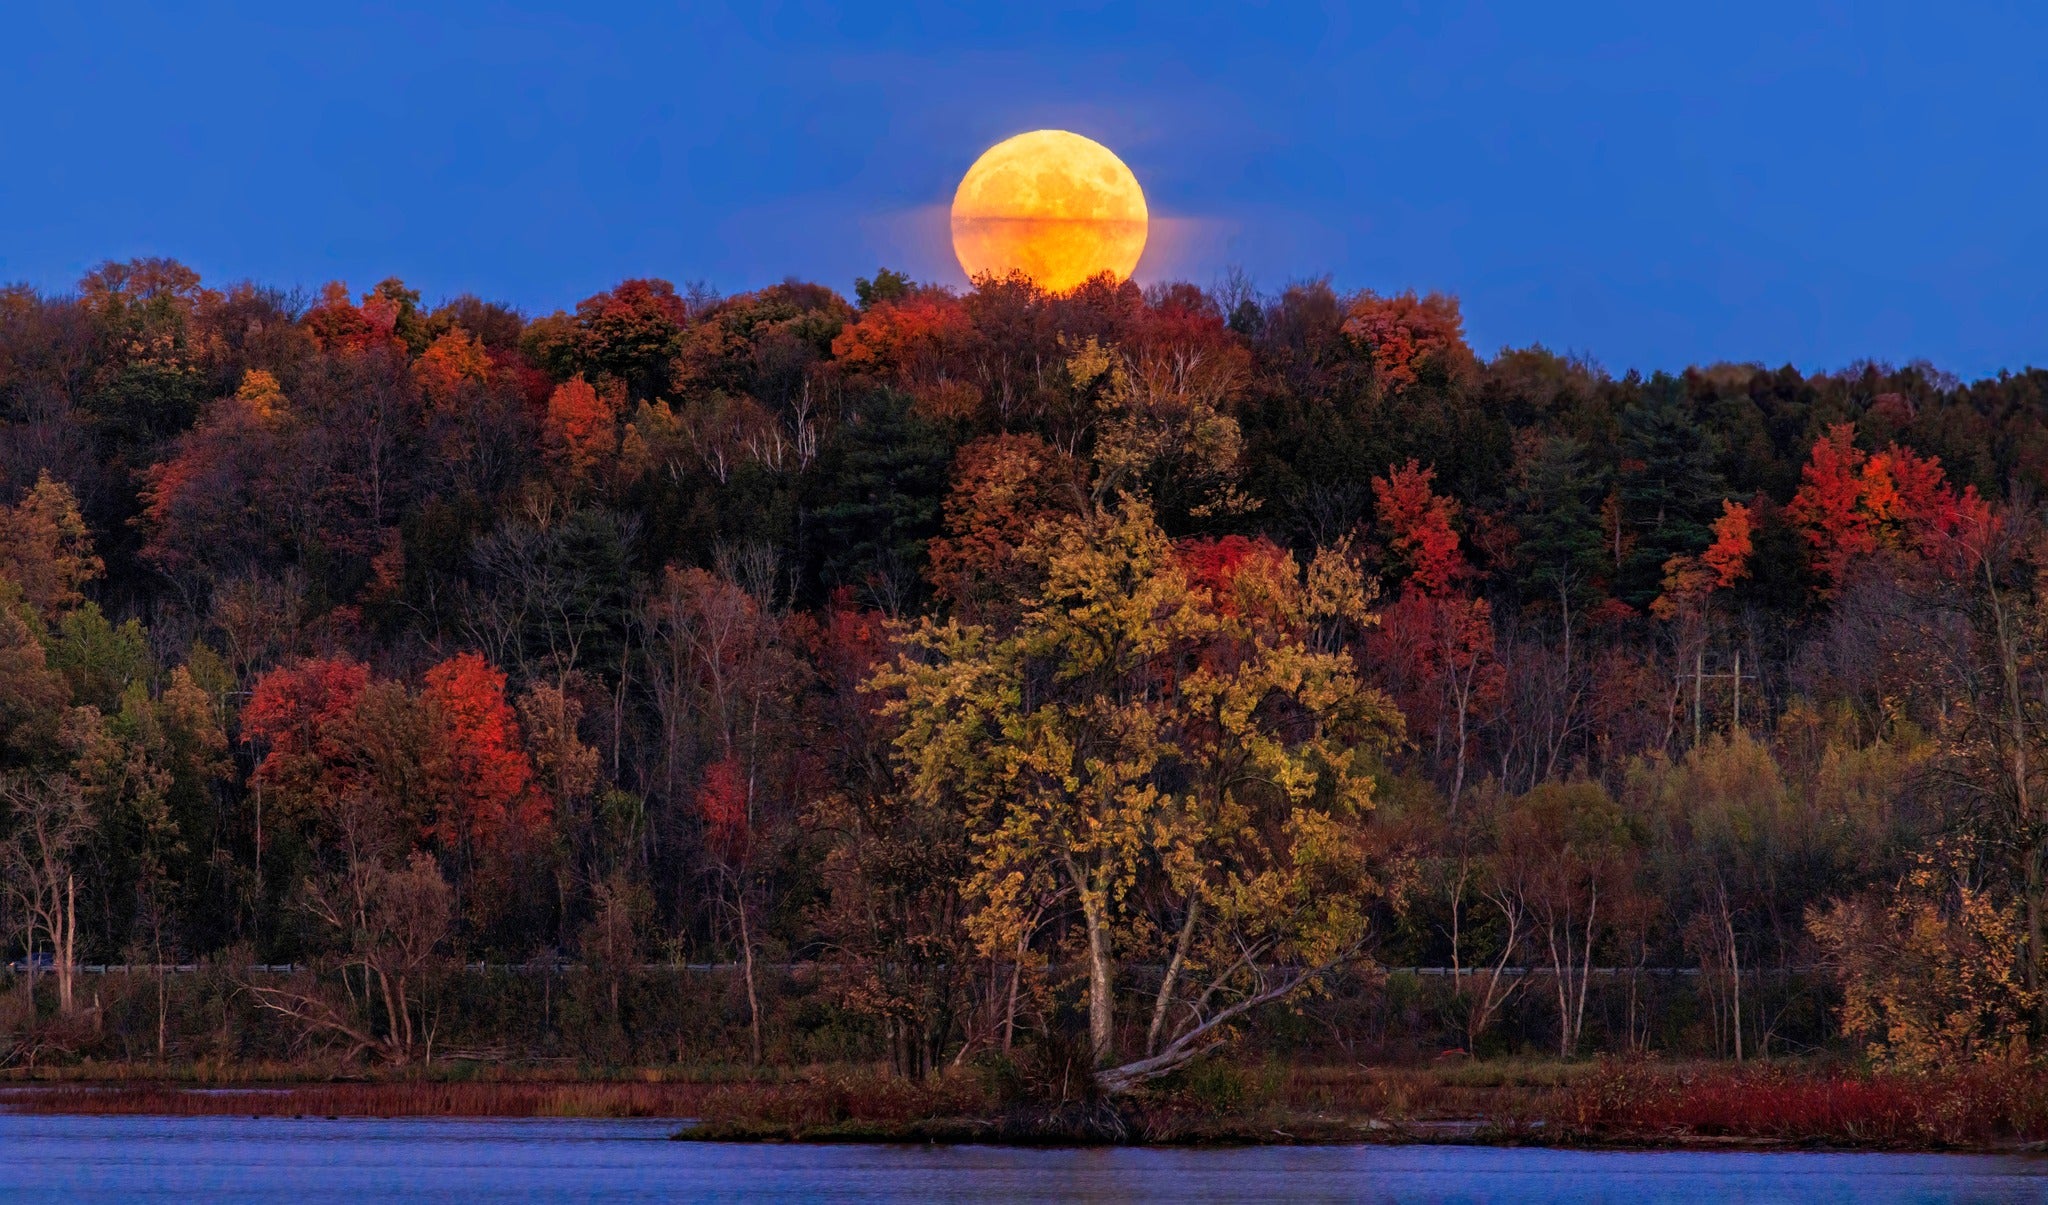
[3,1060,2045,1153]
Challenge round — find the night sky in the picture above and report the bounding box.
[5,1,2043,377]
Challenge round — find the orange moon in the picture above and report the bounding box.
[950,130,1148,293]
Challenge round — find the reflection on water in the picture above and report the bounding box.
[0,1114,2043,1203]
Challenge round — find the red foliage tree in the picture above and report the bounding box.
[1342,291,1469,395]
[139,369,294,578]
[243,656,374,826]
[243,653,546,863]
[925,433,1077,618]
[1371,590,1502,806]
[1372,460,1467,595]
[1176,534,1293,623]
[1124,282,1254,392]
[418,652,547,854]
[1786,424,1993,589]
[695,754,750,859]
[303,281,402,356]
[810,587,888,691]
[1367,460,1498,804]
[829,290,979,419]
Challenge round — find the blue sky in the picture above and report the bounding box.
[3,1,2043,377]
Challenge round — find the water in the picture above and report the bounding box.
[1,1114,2043,1203]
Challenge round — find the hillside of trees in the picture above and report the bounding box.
[2,259,2045,1087]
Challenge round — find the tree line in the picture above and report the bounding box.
[1,259,2045,1086]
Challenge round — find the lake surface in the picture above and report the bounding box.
[1,1114,2044,1203]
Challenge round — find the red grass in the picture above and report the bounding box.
[1567,1062,2048,1148]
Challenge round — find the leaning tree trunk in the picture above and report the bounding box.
[1146,898,1200,1056]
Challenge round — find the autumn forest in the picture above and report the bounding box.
[3,259,2046,1095]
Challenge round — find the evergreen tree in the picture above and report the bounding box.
[1617,373,1725,605]
[1510,432,1608,606]
[804,389,953,604]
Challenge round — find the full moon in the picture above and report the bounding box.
[950,130,1148,294]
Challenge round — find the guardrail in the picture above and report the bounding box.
[5,962,1819,978]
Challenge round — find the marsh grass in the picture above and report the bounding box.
[1564,1060,2048,1148]
[8,1057,2046,1149]
[0,1080,712,1118]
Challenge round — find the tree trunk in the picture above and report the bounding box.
[398,972,414,1054]
[739,897,763,1067]
[1450,662,1472,809]
[1146,897,1200,1056]
[375,965,404,1062]
[1070,860,1115,1067]
[1573,886,1597,1057]
[1002,960,1023,1053]
[1549,920,1571,1057]
[1987,569,2042,1027]
[1467,891,1524,1051]
[155,927,168,1060]
[56,872,76,1016]
[2028,840,2046,1032]
[1449,862,1465,985]
[1725,899,1743,1063]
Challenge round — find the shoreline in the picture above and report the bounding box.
[3,1072,2045,1155]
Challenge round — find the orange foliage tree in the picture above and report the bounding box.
[830,289,979,420]
[412,327,492,409]
[560,278,691,400]
[543,375,622,489]
[1652,499,1757,620]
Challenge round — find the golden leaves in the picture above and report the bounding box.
[873,497,1399,970]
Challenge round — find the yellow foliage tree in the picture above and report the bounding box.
[1811,837,2039,1072]
[0,471,102,616]
[872,498,1400,1092]
[1076,336,1254,526]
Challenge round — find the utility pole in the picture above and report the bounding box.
[1677,649,1757,746]
[1719,650,1754,734]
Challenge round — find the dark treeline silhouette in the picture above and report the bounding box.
[2,259,2045,1086]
